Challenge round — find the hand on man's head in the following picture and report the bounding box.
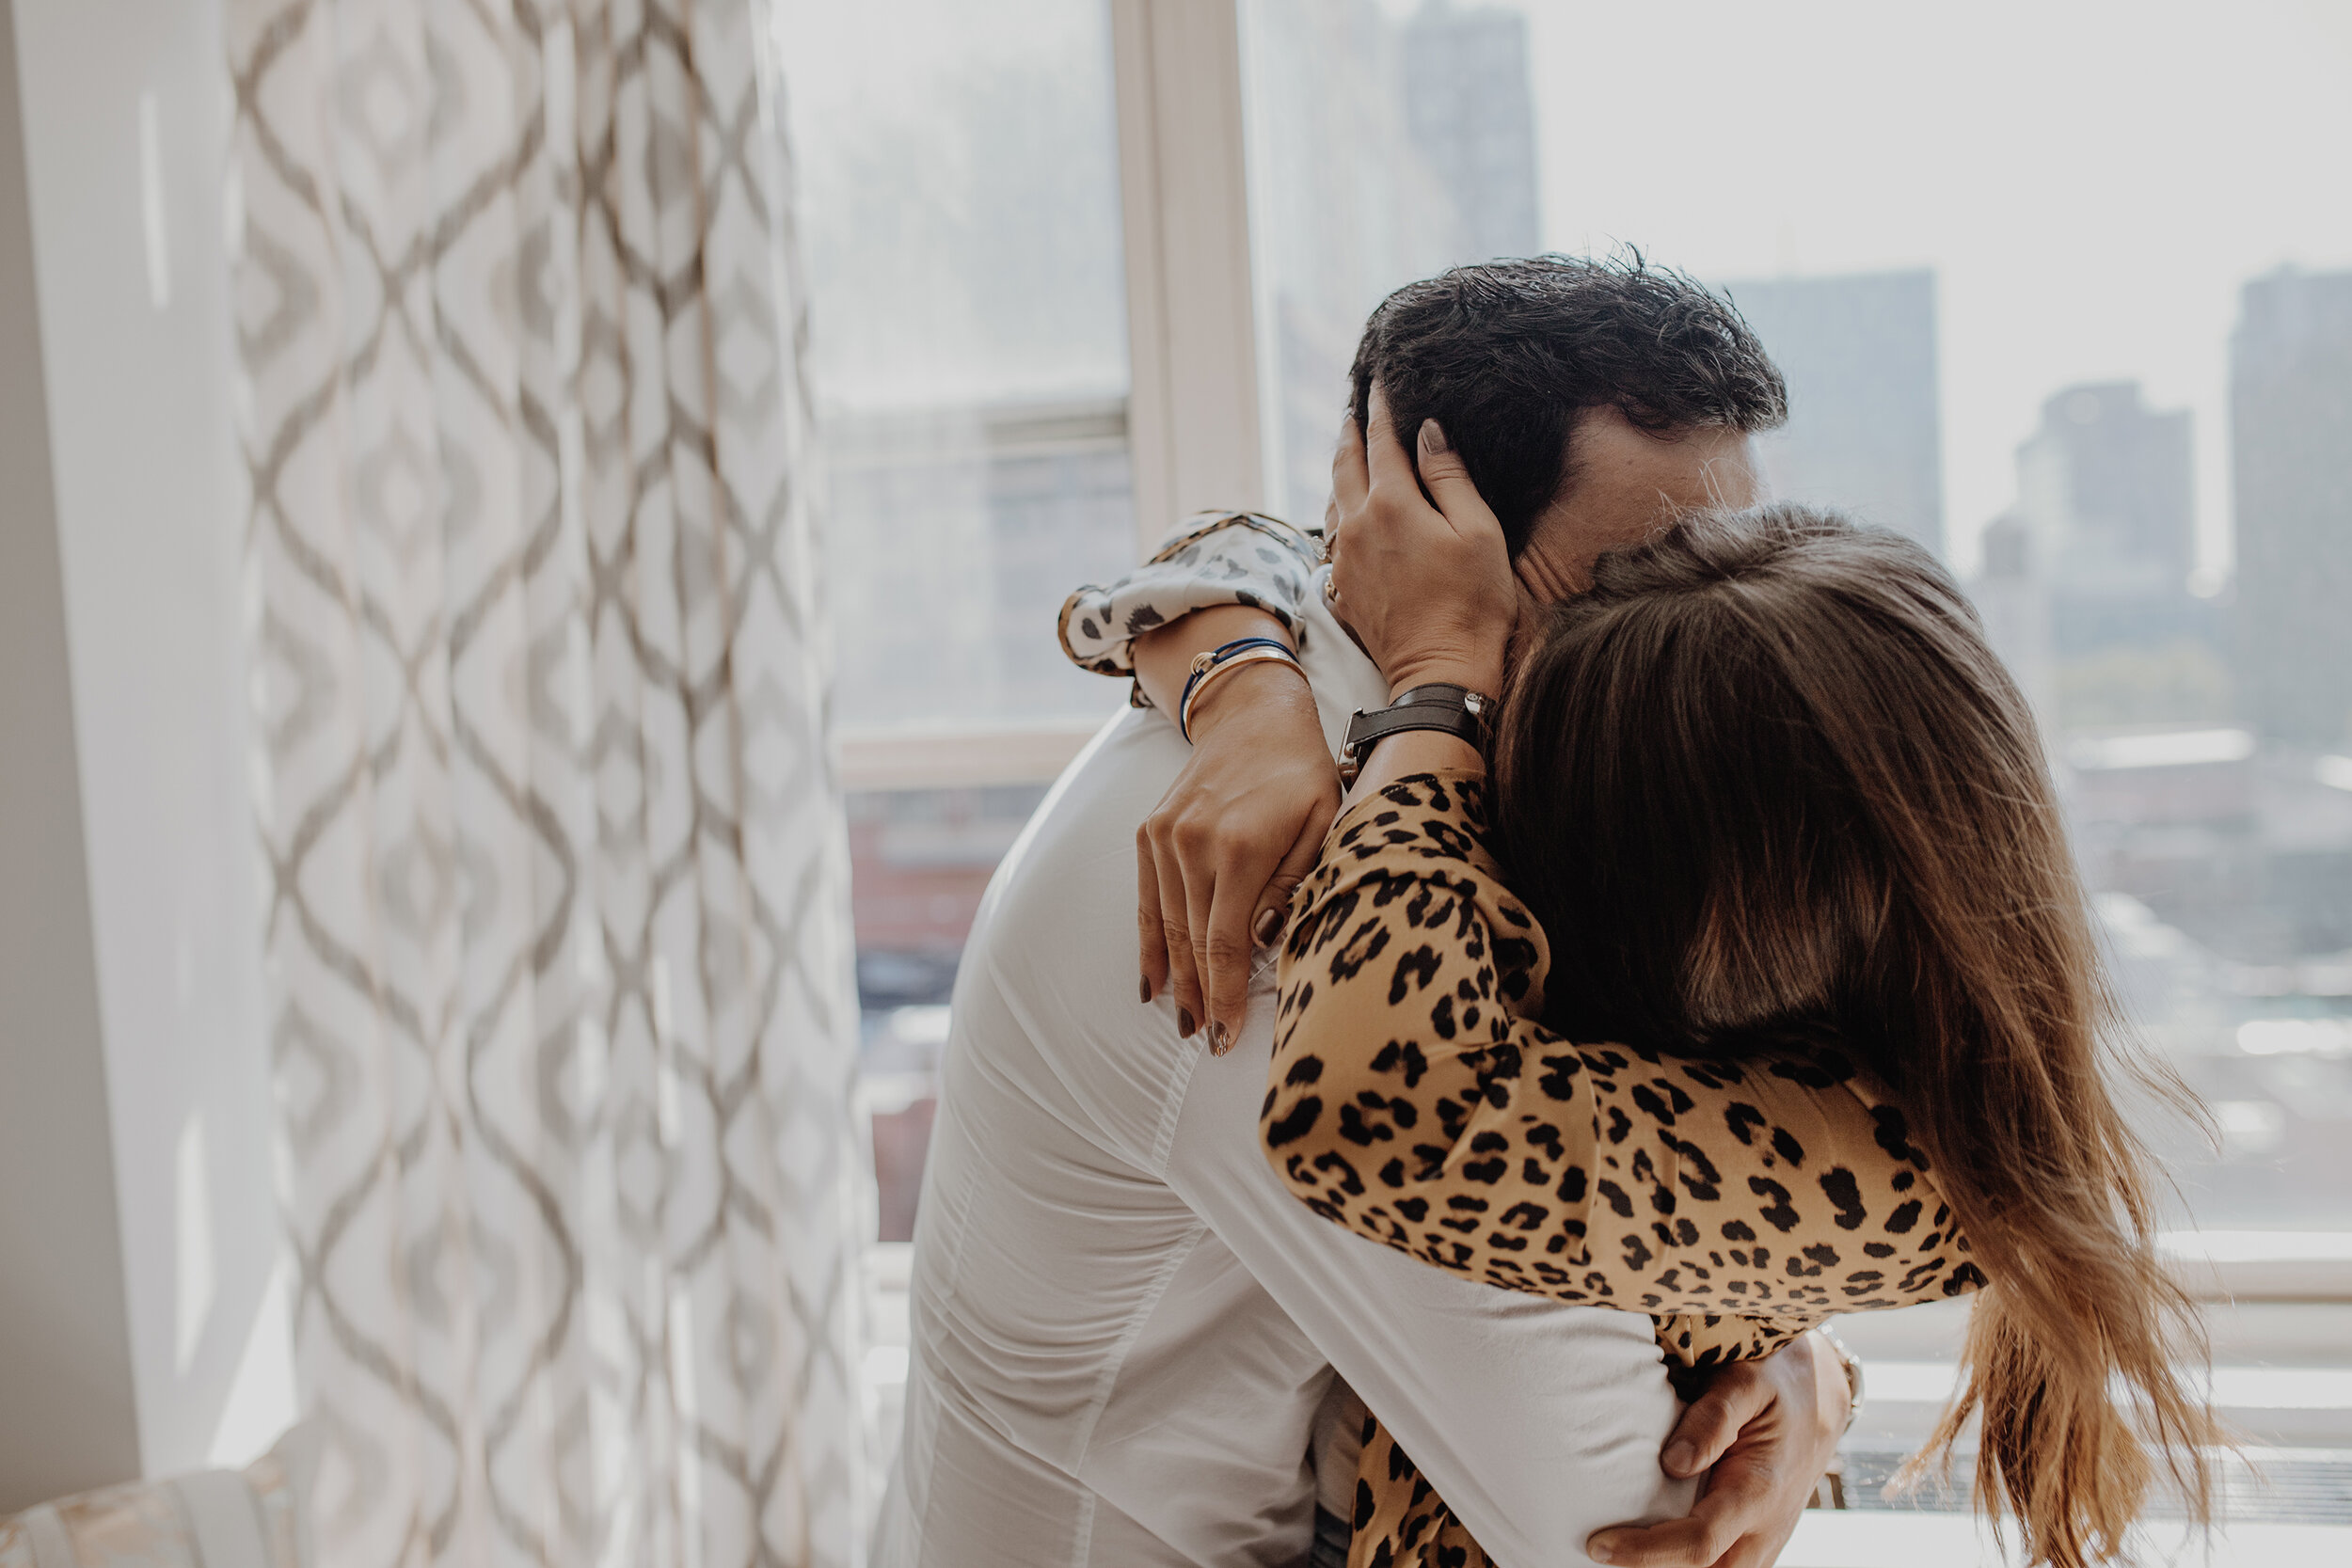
[1324,387,1518,701]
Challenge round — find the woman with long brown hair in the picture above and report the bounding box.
[1258,415,2217,1568]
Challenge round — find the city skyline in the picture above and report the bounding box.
[1514,0,2352,578]
[1721,268,1945,556]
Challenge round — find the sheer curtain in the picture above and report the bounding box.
[227,3,866,1564]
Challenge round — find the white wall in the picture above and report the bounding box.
[0,0,288,1497]
[0,0,141,1510]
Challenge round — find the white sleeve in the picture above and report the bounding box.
[1162,1008,1695,1568]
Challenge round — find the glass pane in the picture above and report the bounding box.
[846,782,1050,1239]
[1242,0,2352,1512]
[1241,0,2352,1235]
[777,0,1136,730]
[775,0,1135,1254]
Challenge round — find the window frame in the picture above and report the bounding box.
[832,0,1266,793]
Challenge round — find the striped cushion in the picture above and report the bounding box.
[0,1426,313,1568]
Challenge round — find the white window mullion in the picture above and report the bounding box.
[1109,0,1267,557]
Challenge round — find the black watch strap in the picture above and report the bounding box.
[1340,683,1493,780]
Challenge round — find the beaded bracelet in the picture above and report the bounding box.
[1178,637,1301,743]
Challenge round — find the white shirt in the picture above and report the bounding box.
[875,575,1693,1568]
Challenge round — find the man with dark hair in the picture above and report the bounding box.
[880,256,1837,1568]
[1134,255,1787,1040]
[1350,253,1787,554]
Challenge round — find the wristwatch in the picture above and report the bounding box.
[1339,682,1493,783]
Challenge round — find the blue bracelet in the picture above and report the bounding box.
[1178,636,1297,743]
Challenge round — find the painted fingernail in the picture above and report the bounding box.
[1422,418,1451,452]
[1178,1007,1196,1037]
[1663,1440,1697,1476]
[1210,1021,1231,1055]
[1140,975,1153,1004]
[1253,908,1282,946]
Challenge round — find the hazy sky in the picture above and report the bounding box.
[1512,0,2352,575]
[781,0,2352,578]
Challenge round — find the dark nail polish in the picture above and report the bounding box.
[1140,975,1153,1004]
[1178,1007,1196,1037]
[1253,908,1281,946]
[1210,1021,1231,1055]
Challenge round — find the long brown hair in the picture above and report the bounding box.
[1493,504,2216,1567]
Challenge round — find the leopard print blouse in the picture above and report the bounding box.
[1057,511,1322,702]
[1265,770,1983,1568]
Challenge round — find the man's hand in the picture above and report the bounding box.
[1588,1333,1850,1568]
[1133,611,1339,1052]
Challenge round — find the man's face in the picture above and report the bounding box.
[1512,406,1761,606]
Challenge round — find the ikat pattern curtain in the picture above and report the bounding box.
[226,3,866,1563]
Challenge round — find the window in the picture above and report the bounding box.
[789,8,2352,1514]
[1236,0,2352,1519]
[777,0,1142,1236]
[778,0,1137,735]
[1241,0,2352,1235]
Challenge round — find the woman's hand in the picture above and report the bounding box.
[1132,605,1340,1053]
[1136,662,1339,1053]
[1327,387,1518,700]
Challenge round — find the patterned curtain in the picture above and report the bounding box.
[227,3,866,1565]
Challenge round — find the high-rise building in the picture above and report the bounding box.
[2232,266,2352,748]
[1721,270,1945,556]
[1991,381,2224,730]
[2013,380,2213,660]
[1973,512,2055,730]
[1400,2,1542,262]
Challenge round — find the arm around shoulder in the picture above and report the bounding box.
[1263,770,1981,1333]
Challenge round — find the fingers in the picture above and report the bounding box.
[1413,419,1505,544]
[1251,793,1338,953]
[1136,829,1168,1006]
[1148,829,1203,1036]
[1200,860,1257,1054]
[1587,1510,1737,1568]
[1661,1360,1775,1479]
[1590,1461,1779,1568]
[1183,832,1218,1044]
[1361,383,1419,499]
[1330,413,1369,523]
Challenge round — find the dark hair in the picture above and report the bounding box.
[1348,252,1787,555]
[1492,504,2216,1568]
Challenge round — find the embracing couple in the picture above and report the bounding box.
[875,257,2214,1568]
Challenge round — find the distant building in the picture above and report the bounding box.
[1400,2,1542,262]
[2232,266,2352,748]
[2014,381,2201,649]
[2018,383,2194,578]
[1973,512,2055,731]
[1722,270,1945,556]
[1980,381,2226,732]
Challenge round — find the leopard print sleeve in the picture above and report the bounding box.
[1263,768,1984,1333]
[1057,510,1322,705]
